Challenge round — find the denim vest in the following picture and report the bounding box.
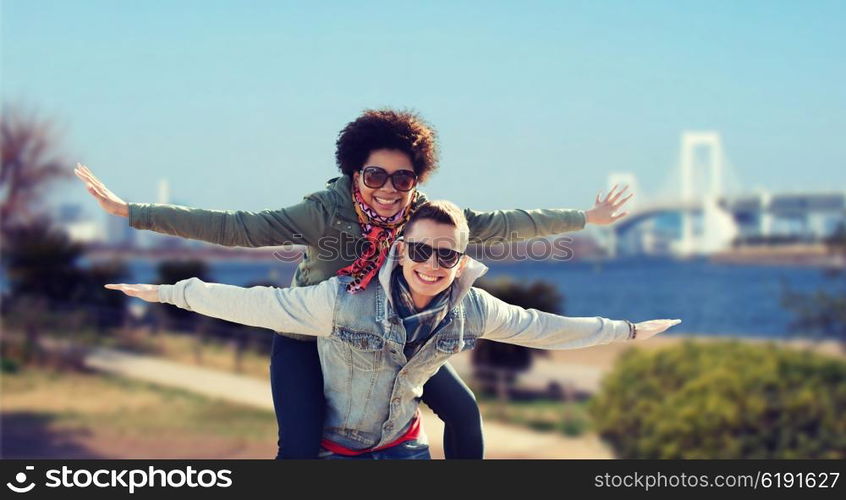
[317,251,488,450]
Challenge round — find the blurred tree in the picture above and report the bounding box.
[154,259,210,329]
[2,219,84,304]
[1,105,80,328]
[1,207,127,320]
[471,277,563,399]
[154,260,210,363]
[590,341,846,458]
[0,105,70,242]
[782,221,846,351]
[1,219,128,364]
[78,260,129,331]
[155,260,211,284]
[0,105,128,366]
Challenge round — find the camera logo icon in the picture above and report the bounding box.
[6,466,36,494]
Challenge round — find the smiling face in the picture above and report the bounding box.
[398,218,468,305]
[352,149,417,218]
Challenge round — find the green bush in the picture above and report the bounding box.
[589,341,846,458]
[155,260,210,330]
[1,356,20,373]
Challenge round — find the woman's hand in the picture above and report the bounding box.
[74,163,130,218]
[632,319,682,341]
[104,283,161,303]
[584,184,633,225]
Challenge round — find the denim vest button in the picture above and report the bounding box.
[385,423,394,431]
[389,316,400,325]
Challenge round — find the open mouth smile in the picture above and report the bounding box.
[415,270,444,284]
[374,196,401,207]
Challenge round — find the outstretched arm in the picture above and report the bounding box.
[474,288,679,350]
[465,185,633,243]
[105,278,337,336]
[75,164,329,247]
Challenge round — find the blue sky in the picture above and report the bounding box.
[2,0,844,219]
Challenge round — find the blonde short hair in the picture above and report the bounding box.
[405,200,470,250]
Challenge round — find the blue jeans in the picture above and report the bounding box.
[320,440,431,460]
[270,334,483,459]
[270,335,326,459]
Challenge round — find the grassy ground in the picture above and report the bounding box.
[477,396,592,436]
[1,366,278,458]
[5,327,600,445]
[132,330,271,380]
[12,327,839,448]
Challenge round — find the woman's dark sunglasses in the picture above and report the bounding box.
[405,241,464,269]
[361,166,418,192]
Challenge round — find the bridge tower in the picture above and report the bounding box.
[677,131,737,255]
[680,131,724,201]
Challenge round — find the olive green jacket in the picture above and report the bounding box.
[128,175,586,338]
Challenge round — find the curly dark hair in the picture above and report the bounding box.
[335,109,438,183]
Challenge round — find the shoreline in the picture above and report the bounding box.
[711,244,845,268]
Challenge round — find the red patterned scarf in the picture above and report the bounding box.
[337,183,417,293]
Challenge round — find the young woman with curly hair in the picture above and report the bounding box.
[75,108,632,459]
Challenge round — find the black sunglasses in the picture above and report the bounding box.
[360,166,418,192]
[405,241,464,269]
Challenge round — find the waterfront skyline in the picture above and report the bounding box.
[2,1,844,220]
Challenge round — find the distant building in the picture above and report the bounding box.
[57,203,83,224]
[56,203,106,243]
[66,220,106,243]
[158,178,170,204]
[106,212,136,247]
[727,192,846,241]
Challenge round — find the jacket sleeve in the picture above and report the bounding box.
[128,194,330,248]
[157,277,337,336]
[474,288,631,349]
[464,207,586,243]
